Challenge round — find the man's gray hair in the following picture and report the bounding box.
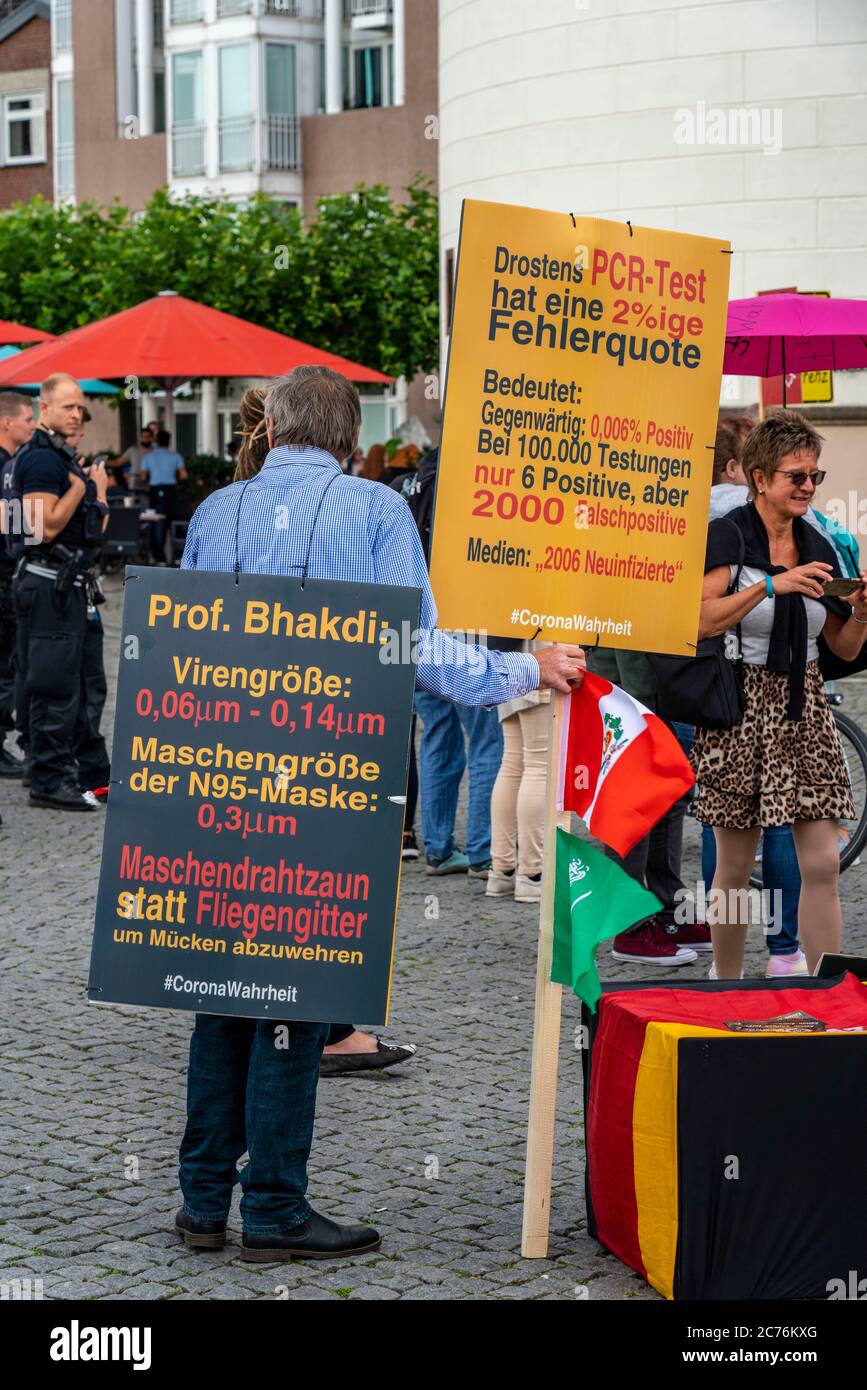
[264,365,362,462]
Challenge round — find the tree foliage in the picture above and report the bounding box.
[0,179,439,379]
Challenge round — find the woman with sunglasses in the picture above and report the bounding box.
[691,409,867,979]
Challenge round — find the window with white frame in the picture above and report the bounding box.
[52,0,73,55]
[53,78,74,197]
[345,41,393,110]
[352,46,382,109]
[3,92,46,165]
[218,43,253,173]
[264,43,298,171]
[171,50,205,176]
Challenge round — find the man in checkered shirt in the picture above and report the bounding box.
[174,366,584,1263]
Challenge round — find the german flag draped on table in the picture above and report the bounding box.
[581,974,867,1300]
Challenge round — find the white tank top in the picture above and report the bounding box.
[728,565,827,665]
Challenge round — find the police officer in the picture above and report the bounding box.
[0,391,35,779]
[12,373,111,811]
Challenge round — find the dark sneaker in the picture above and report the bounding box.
[174,1208,227,1249]
[425,851,469,875]
[0,746,23,778]
[28,782,98,812]
[665,920,713,952]
[320,1039,417,1077]
[401,829,420,860]
[611,920,698,965]
[241,1209,381,1262]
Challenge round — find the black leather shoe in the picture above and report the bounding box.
[174,1208,227,1249]
[320,1039,417,1077]
[28,782,98,811]
[240,1210,381,1262]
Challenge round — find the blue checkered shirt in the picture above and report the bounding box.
[181,447,539,705]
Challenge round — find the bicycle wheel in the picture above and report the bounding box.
[832,710,867,871]
[748,708,867,888]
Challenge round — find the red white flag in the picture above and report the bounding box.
[558,672,695,858]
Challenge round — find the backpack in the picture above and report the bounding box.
[812,508,861,580]
[399,452,437,566]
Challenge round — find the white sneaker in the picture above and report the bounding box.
[486,869,516,897]
[766,949,809,977]
[708,963,745,980]
[515,874,542,903]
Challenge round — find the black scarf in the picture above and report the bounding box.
[705,503,848,720]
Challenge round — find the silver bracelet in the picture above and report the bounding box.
[851,614,867,625]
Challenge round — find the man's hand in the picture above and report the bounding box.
[536,644,586,693]
[84,461,110,501]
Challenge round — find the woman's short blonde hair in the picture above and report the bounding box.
[742,409,824,499]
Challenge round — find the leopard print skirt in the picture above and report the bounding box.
[690,661,855,829]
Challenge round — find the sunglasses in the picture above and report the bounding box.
[775,468,827,488]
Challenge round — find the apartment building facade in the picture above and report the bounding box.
[0,1,52,204]
[0,0,438,452]
[13,0,438,211]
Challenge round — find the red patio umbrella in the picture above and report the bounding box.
[0,291,392,431]
[0,319,54,346]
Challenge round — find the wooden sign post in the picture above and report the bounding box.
[521,690,571,1258]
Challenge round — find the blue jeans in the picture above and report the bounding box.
[701,823,801,955]
[179,1014,329,1233]
[673,722,801,955]
[414,690,504,863]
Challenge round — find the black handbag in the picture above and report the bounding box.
[648,521,745,730]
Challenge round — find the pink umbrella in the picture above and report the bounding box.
[724,294,867,404]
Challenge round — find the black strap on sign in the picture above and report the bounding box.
[233,469,342,588]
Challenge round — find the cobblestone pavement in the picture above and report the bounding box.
[2,576,866,1301]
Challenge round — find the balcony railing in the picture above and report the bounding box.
[217,0,252,15]
[169,0,203,23]
[55,143,75,200]
[347,0,392,21]
[262,0,302,15]
[171,120,206,175]
[52,0,73,53]
[264,113,300,170]
[219,114,254,171]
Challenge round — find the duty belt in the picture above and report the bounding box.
[25,561,85,586]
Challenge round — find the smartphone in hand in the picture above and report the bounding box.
[821,578,862,597]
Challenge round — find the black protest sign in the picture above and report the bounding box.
[88,567,420,1023]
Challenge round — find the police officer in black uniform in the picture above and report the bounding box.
[0,392,35,784]
[12,373,111,811]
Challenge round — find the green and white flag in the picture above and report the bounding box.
[551,828,662,1011]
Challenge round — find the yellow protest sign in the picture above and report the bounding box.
[430,201,731,655]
